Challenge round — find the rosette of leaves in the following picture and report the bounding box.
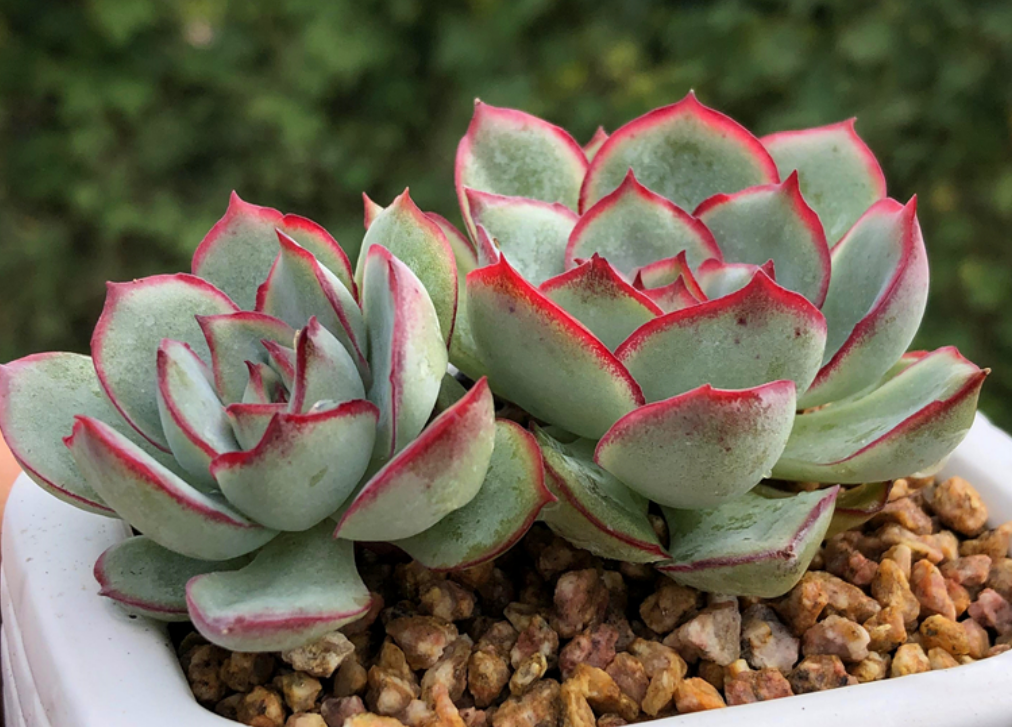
[0,194,555,651]
[451,93,987,597]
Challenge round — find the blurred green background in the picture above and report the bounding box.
[1,0,1011,425]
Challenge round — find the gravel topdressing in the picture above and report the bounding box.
[177,474,1012,727]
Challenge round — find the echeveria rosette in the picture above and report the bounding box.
[454,93,986,596]
[0,193,554,652]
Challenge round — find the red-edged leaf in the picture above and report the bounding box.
[156,340,238,489]
[94,537,249,622]
[211,400,378,531]
[580,92,779,213]
[192,192,355,309]
[540,255,662,350]
[466,257,644,439]
[762,119,887,243]
[775,347,987,483]
[640,278,703,313]
[659,487,839,597]
[456,100,588,232]
[260,340,296,389]
[695,171,831,307]
[596,381,796,509]
[241,362,287,405]
[356,190,459,345]
[465,188,578,285]
[566,170,721,275]
[196,311,295,404]
[363,192,384,230]
[695,258,778,300]
[65,416,276,559]
[288,317,364,413]
[92,274,239,451]
[334,379,496,541]
[632,251,705,299]
[362,245,448,462]
[801,198,928,407]
[535,427,668,563]
[187,524,371,652]
[225,402,285,450]
[256,231,369,382]
[0,353,178,516]
[393,420,555,570]
[583,126,609,161]
[616,271,826,403]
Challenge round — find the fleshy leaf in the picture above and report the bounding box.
[363,193,385,229]
[615,272,826,403]
[633,252,705,298]
[356,190,459,344]
[583,127,609,161]
[566,171,721,275]
[92,274,239,450]
[464,188,578,285]
[65,416,276,560]
[94,536,249,621]
[260,340,297,389]
[429,212,478,278]
[210,400,378,531]
[595,381,797,509]
[156,340,238,490]
[455,101,588,232]
[536,427,668,563]
[225,402,285,450]
[288,318,364,413]
[393,420,554,570]
[197,311,296,404]
[192,193,355,310]
[0,353,177,515]
[335,379,496,542]
[466,257,644,439]
[580,92,779,213]
[826,481,892,538]
[800,199,928,407]
[659,487,839,597]
[540,255,662,350]
[362,245,448,461]
[695,172,831,307]
[640,278,703,313]
[187,523,371,652]
[762,119,887,243]
[256,231,369,382]
[695,259,777,300]
[242,362,286,405]
[774,347,987,483]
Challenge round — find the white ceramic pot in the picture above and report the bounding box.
[3,414,1012,727]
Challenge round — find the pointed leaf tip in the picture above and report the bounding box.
[660,486,839,597]
[762,119,887,243]
[581,95,778,213]
[456,102,587,231]
[466,256,644,439]
[566,170,721,276]
[695,175,830,307]
[596,380,797,509]
[616,271,826,404]
[335,378,495,542]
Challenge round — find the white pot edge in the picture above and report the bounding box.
[2,414,1011,727]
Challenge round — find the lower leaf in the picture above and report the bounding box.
[187,522,372,652]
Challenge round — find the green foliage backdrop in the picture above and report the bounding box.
[2,0,1011,425]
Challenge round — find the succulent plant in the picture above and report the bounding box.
[0,93,987,653]
[452,93,987,596]
[0,193,554,651]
